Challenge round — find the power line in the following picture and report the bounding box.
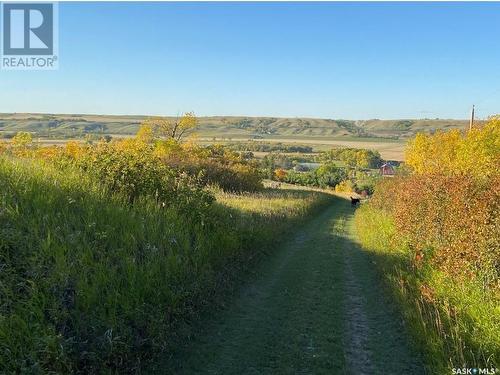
[469,105,475,131]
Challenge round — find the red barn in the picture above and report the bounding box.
[380,162,395,176]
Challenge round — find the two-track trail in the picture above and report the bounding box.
[163,197,424,374]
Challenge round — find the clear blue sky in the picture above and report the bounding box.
[1,2,499,119]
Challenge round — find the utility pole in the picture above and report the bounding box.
[469,105,475,131]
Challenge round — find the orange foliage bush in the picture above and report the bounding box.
[358,117,499,369]
[274,168,287,181]
[372,117,500,288]
[372,174,499,286]
[35,145,61,160]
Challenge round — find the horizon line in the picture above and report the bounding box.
[0,111,475,122]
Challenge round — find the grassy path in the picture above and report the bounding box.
[162,197,424,374]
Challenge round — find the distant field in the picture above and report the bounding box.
[1,112,473,161]
[200,136,406,160]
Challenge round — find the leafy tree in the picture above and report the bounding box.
[320,147,383,169]
[135,124,154,144]
[405,115,500,179]
[315,163,348,188]
[143,112,198,142]
[12,132,33,147]
[355,149,383,169]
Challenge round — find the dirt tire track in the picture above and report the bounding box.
[154,198,423,374]
[342,246,375,374]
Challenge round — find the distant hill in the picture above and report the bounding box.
[0,113,472,140]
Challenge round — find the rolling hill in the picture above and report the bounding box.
[0,113,472,140]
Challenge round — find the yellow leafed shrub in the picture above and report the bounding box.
[405,116,500,178]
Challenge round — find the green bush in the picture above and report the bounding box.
[0,156,328,373]
[319,147,383,169]
[178,159,263,193]
[156,142,263,193]
[281,163,347,189]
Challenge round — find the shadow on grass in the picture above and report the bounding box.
[150,197,425,375]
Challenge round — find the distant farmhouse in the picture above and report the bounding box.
[380,162,395,176]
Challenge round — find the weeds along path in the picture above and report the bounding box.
[162,197,423,374]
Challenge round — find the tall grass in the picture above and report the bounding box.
[0,156,332,373]
[214,188,327,216]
